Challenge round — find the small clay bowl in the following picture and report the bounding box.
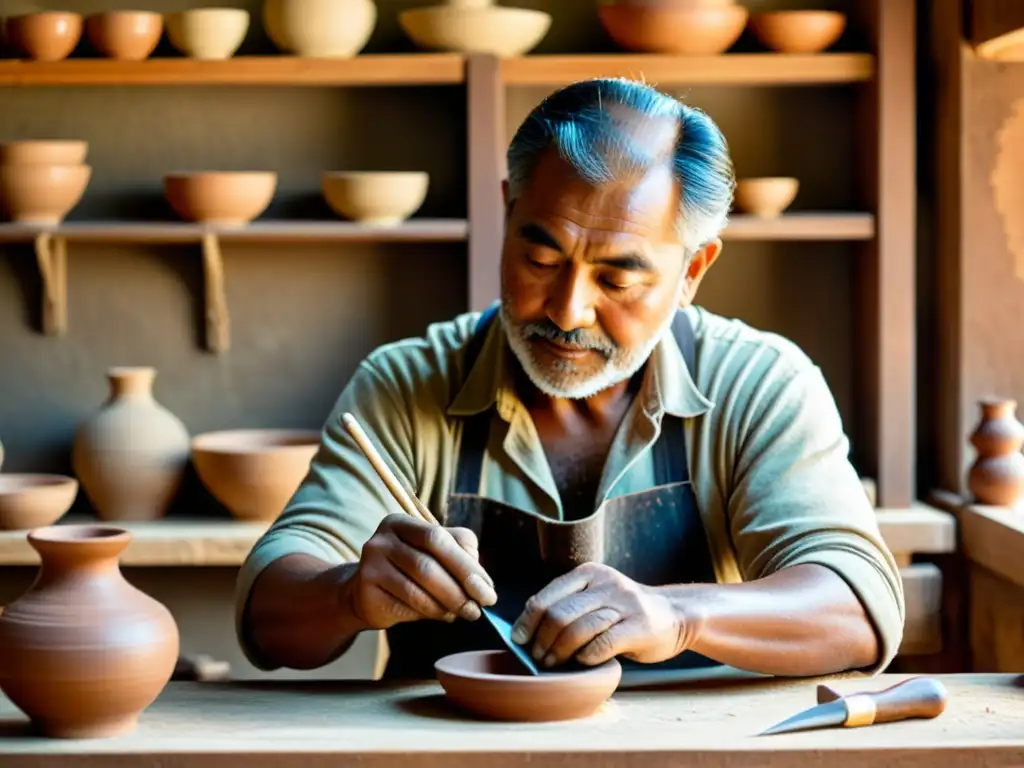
[85,11,164,61]
[321,171,429,225]
[165,8,250,60]
[749,11,847,54]
[163,171,277,227]
[598,5,748,55]
[6,11,83,62]
[733,177,799,218]
[0,140,88,165]
[435,650,622,722]
[0,474,79,531]
[0,163,92,225]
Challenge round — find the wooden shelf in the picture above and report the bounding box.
[500,54,875,87]
[722,213,875,241]
[0,219,469,244]
[0,54,466,86]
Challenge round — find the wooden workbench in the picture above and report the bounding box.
[1,671,1022,767]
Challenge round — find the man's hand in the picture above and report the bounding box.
[348,514,498,630]
[510,563,682,668]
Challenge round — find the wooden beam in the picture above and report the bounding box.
[971,0,1024,60]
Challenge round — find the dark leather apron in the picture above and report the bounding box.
[382,304,720,680]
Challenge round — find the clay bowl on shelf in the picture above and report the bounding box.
[399,1,551,57]
[435,650,622,722]
[322,171,429,226]
[165,8,250,60]
[0,140,88,166]
[748,11,847,54]
[163,171,277,227]
[263,0,375,57]
[0,163,92,225]
[191,429,321,522]
[598,4,748,55]
[84,11,164,61]
[733,177,799,218]
[0,475,79,531]
[5,11,83,62]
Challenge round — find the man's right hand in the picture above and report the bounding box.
[347,514,498,630]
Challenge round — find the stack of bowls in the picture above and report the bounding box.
[0,141,92,226]
[598,0,748,55]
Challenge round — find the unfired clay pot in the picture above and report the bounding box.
[263,0,376,57]
[733,177,799,218]
[0,524,179,738]
[165,8,250,60]
[0,474,78,531]
[72,367,190,522]
[321,171,429,225]
[968,398,1024,507]
[399,0,551,56]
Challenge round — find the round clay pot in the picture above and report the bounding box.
[435,650,622,721]
[0,525,179,738]
[0,140,88,165]
[6,11,83,61]
[0,474,78,531]
[85,11,164,61]
[191,429,320,521]
[968,398,1024,507]
[399,2,551,56]
[0,163,92,225]
[597,5,747,55]
[163,171,277,227]
[72,367,191,522]
[165,8,250,60]
[322,171,429,225]
[749,11,847,54]
[263,0,376,57]
[732,177,799,218]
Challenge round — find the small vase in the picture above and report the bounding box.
[967,398,1024,506]
[72,366,190,521]
[0,524,179,738]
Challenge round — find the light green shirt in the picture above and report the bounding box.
[235,305,905,673]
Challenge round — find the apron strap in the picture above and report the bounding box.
[653,311,696,486]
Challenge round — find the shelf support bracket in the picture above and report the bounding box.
[33,232,67,336]
[201,232,230,353]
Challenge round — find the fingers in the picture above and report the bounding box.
[539,606,623,668]
[386,539,484,621]
[511,569,592,645]
[527,590,606,662]
[576,617,645,666]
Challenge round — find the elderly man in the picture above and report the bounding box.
[235,78,904,681]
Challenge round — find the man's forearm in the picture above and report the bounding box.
[662,563,880,676]
[244,554,369,670]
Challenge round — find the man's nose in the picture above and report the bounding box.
[546,264,596,331]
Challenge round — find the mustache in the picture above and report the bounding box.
[521,320,616,356]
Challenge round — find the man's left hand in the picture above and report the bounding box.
[510,562,682,668]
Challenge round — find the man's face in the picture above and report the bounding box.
[500,149,719,400]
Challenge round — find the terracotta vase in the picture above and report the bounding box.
[967,398,1024,506]
[72,367,190,521]
[0,524,179,737]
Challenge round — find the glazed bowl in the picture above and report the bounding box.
[733,177,799,218]
[0,164,92,225]
[0,475,79,531]
[399,3,551,57]
[163,171,276,227]
[84,11,163,61]
[5,11,83,61]
[0,140,88,166]
[435,650,622,722]
[165,8,250,60]
[322,171,429,225]
[263,0,375,57]
[749,11,847,54]
[598,5,748,55]
[191,429,320,522]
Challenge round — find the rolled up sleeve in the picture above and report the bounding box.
[727,365,906,674]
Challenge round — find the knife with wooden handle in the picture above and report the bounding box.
[758,677,949,736]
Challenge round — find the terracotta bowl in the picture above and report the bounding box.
[6,11,83,61]
[165,8,250,60]
[617,0,735,6]
[733,177,799,218]
[322,171,429,225]
[163,171,276,227]
[598,5,748,55]
[0,164,92,225]
[191,429,321,522]
[0,140,88,166]
[435,650,622,722]
[399,4,551,57]
[0,475,79,531]
[85,11,163,61]
[749,11,847,54]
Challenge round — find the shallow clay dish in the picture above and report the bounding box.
[163,171,276,226]
[0,475,78,531]
[399,2,551,57]
[85,11,163,61]
[749,11,847,54]
[191,429,320,521]
[733,177,799,218]
[322,171,429,225]
[0,163,92,225]
[165,8,250,60]
[6,11,83,61]
[0,140,88,165]
[598,4,748,55]
[435,650,622,722]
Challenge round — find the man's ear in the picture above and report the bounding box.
[679,239,722,308]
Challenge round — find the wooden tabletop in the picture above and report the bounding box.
[1,671,1023,767]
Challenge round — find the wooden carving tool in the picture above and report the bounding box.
[341,412,542,676]
[758,676,948,736]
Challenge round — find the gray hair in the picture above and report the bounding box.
[506,78,735,254]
